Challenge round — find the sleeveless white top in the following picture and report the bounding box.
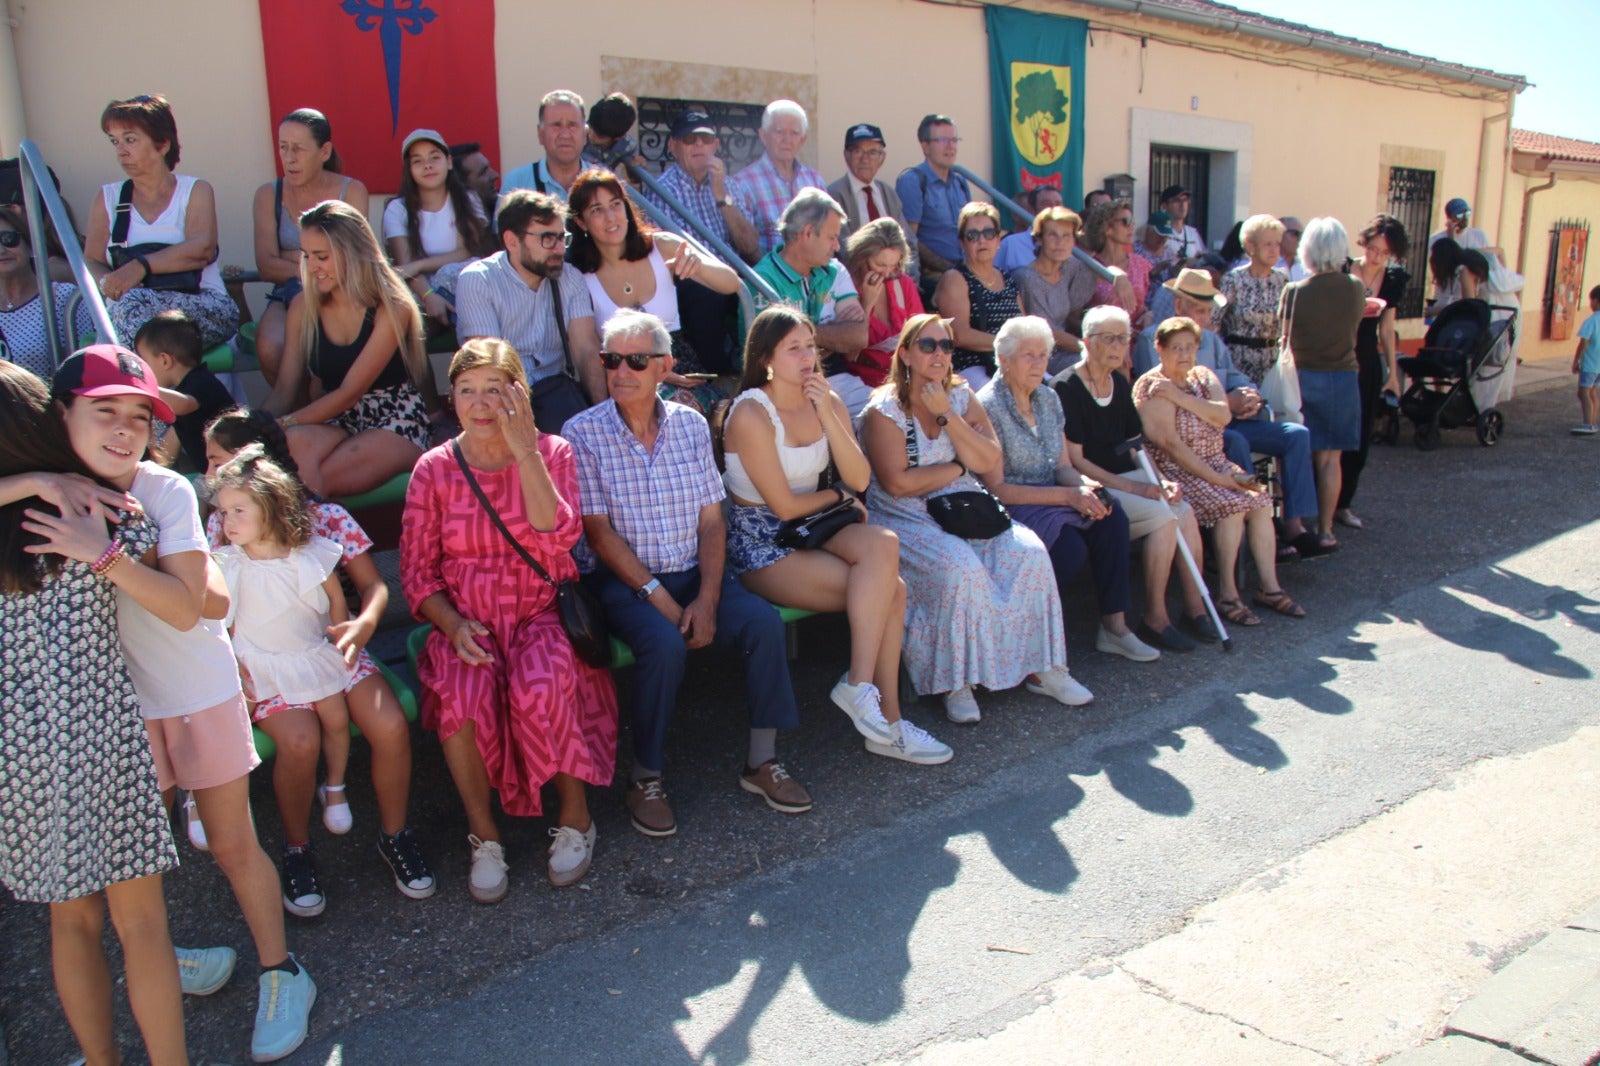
[100,174,225,294]
[583,245,682,332]
[215,537,350,705]
[723,389,831,503]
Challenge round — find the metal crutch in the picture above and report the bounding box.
[1116,434,1232,652]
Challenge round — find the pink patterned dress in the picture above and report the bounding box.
[1132,367,1269,526]
[401,435,617,817]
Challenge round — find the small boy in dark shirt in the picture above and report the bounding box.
[134,310,236,471]
[582,92,641,173]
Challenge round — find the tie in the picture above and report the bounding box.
[863,185,881,222]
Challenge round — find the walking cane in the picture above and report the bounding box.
[1116,434,1232,652]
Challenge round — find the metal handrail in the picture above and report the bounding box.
[19,140,118,369]
[624,164,782,305]
[952,165,1115,283]
[625,185,760,333]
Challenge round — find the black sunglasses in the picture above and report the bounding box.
[0,231,22,249]
[599,350,666,371]
[913,337,955,354]
[960,227,999,242]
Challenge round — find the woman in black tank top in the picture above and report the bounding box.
[263,201,434,497]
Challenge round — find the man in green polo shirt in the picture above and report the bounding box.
[753,187,871,412]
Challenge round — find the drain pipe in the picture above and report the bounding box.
[1473,107,1509,233]
[0,1,26,154]
[1516,172,1556,275]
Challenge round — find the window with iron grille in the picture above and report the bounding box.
[1149,146,1210,246]
[634,98,766,175]
[1385,166,1435,319]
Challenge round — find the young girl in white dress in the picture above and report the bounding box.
[211,445,355,828]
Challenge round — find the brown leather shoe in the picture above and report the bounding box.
[625,777,676,837]
[739,761,813,814]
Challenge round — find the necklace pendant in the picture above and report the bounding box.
[622,282,634,296]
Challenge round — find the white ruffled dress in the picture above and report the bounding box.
[216,536,350,705]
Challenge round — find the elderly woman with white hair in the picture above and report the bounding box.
[1216,214,1290,387]
[975,316,1158,662]
[1278,216,1365,549]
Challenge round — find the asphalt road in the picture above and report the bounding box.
[3,367,1597,1065]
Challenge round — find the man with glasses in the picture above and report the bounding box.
[456,190,603,432]
[826,122,918,276]
[648,110,760,261]
[726,99,827,262]
[564,309,813,836]
[896,113,972,299]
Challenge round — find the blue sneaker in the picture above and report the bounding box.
[176,944,236,996]
[251,958,316,1063]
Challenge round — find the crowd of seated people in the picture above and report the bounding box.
[1,86,1471,1066]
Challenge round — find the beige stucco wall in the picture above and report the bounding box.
[4,0,1512,333]
[1503,166,1600,361]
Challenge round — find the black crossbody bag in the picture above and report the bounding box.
[449,439,611,667]
[905,409,1011,540]
[527,273,591,434]
[107,180,205,293]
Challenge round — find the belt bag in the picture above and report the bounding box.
[775,493,862,550]
[449,439,612,668]
[108,181,205,294]
[903,409,1011,540]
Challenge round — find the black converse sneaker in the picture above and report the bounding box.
[280,844,326,917]
[377,826,437,900]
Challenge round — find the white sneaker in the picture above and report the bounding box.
[1027,668,1094,707]
[183,793,209,852]
[467,834,508,904]
[318,783,352,835]
[830,675,892,742]
[1095,626,1160,663]
[943,685,981,723]
[547,824,596,887]
[866,718,954,765]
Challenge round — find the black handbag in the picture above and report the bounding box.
[904,410,1011,540]
[449,440,612,667]
[107,181,206,294]
[775,492,862,550]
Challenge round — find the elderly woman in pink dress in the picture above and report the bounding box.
[401,338,617,905]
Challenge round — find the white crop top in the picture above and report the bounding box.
[722,389,831,503]
[583,245,682,332]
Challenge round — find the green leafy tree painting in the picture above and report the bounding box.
[1013,69,1069,159]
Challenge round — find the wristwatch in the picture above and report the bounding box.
[719,195,736,209]
[935,414,949,426]
[636,577,662,601]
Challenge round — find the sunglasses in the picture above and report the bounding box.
[0,231,22,249]
[913,337,955,354]
[961,227,999,242]
[599,350,666,371]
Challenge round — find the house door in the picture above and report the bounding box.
[1149,146,1210,246]
[1385,166,1436,319]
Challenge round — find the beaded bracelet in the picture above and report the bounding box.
[90,540,126,577]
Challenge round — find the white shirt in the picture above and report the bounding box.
[382,196,485,258]
[1429,226,1490,251]
[117,463,242,719]
[1161,224,1206,262]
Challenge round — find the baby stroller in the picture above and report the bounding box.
[1396,298,1517,450]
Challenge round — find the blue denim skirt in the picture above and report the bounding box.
[1297,368,1360,451]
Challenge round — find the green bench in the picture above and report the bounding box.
[406,603,818,676]
[250,657,419,761]
[335,470,412,512]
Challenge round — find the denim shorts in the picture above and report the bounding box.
[1580,370,1599,389]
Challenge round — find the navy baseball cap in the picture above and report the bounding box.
[670,111,716,139]
[845,123,886,149]
[1445,197,1472,219]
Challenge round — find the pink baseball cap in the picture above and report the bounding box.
[52,343,176,422]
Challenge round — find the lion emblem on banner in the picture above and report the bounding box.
[1009,62,1071,166]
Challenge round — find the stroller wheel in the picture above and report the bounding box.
[1476,408,1504,447]
[1414,423,1441,451]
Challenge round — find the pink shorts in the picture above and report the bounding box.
[250,649,379,722]
[145,693,261,792]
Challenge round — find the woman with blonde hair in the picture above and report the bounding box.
[842,217,924,401]
[1216,213,1289,386]
[265,200,434,496]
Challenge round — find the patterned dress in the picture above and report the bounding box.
[401,434,617,817]
[1,515,178,903]
[861,388,1067,695]
[1216,266,1289,386]
[951,264,1022,374]
[1132,367,1269,526]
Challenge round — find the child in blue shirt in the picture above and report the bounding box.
[1572,285,1600,435]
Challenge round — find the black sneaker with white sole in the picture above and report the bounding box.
[280,844,326,917]
[377,826,437,900]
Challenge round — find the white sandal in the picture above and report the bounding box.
[318,783,353,835]
[184,793,209,852]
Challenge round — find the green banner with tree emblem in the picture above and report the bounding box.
[985,6,1087,212]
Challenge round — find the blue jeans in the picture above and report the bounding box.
[592,566,799,773]
[1224,416,1316,522]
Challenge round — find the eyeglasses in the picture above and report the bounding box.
[926,137,962,146]
[599,350,666,371]
[1086,333,1131,346]
[1113,217,1133,227]
[912,337,955,354]
[1283,229,1302,238]
[0,231,23,249]
[523,229,571,249]
[677,132,716,146]
[960,227,999,242]
[849,148,886,161]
